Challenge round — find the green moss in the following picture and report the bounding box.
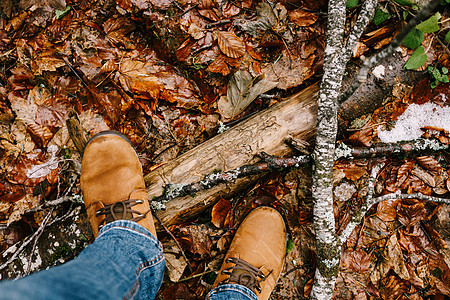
[51,245,73,262]
[432,267,443,279]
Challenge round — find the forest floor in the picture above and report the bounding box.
[0,0,450,298]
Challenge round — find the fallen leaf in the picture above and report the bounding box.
[261,53,314,90]
[376,199,400,222]
[218,70,277,119]
[288,9,318,26]
[344,165,366,181]
[380,274,411,300]
[211,198,232,228]
[217,31,246,59]
[344,248,372,273]
[163,240,188,282]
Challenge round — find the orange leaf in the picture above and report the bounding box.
[288,9,318,27]
[217,31,245,59]
[376,199,400,222]
[211,198,232,228]
[206,55,230,75]
[344,166,366,181]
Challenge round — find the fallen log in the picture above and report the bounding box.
[146,83,320,230]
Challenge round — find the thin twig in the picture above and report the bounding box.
[339,163,384,243]
[177,269,216,282]
[372,192,450,204]
[151,210,193,273]
[335,138,449,160]
[25,208,54,275]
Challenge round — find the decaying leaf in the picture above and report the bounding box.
[288,9,318,26]
[163,240,188,282]
[217,31,246,59]
[218,70,277,120]
[261,53,314,90]
[344,248,372,273]
[344,165,366,181]
[376,199,400,222]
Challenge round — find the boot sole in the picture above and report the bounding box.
[82,130,134,158]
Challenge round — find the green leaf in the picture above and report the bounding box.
[286,239,294,254]
[402,10,409,20]
[442,75,449,83]
[416,12,441,33]
[442,67,448,74]
[346,0,359,8]
[393,0,414,6]
[402,28,424,49]
[445,31,450,44]
[55,6,71,20]
[404,46,427,70]
[373,9,390,25]
[430,80,438,88]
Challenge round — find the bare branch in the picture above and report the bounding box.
[372,192,450,204]
[151,154,310,205]
[342,0,378,62]
[339,163,384,243]
[335,138,449,160]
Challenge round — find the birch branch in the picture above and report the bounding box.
[151,153,310,205]
[335,138,449,160]
[310,0,349,297]
[342,0,378,62]
[372,192,450,204]
[339,0,442,103]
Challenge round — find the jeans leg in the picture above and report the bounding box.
[206,284,258,300]
[0,220,165,300]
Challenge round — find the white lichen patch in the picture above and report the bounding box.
[372,65,385,79]
[334,143,353,159]
[334,182,356,202]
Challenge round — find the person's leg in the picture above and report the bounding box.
[0,220,164,300]
[0,131,165,299]
[207,207,286,300]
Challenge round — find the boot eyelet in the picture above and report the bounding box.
[136,200,144,204]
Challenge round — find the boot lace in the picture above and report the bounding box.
[219,257,272,293]
[95,199,149,229]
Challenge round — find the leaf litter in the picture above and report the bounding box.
[0,0,450,298]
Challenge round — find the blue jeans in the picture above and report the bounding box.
[0,220,256,300]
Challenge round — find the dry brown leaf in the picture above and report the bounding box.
[344,249,372,273]
[411,166,436,187]
[344,166,366,181]
[288,9,318,26]
[211,198,232,228]
[397,161,414,188]
[217,31,246,59]
[206,55,230,75]
[380,274,411,300]
[376,199,400,222]
[397,200,428,228]
[261,53,314,90]
[416,156,442,175]
[378,234,410,281]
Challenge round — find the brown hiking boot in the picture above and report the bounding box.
[80,131,156,238]
[212,206,286,300]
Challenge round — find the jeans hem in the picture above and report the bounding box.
[207,283,258,300]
